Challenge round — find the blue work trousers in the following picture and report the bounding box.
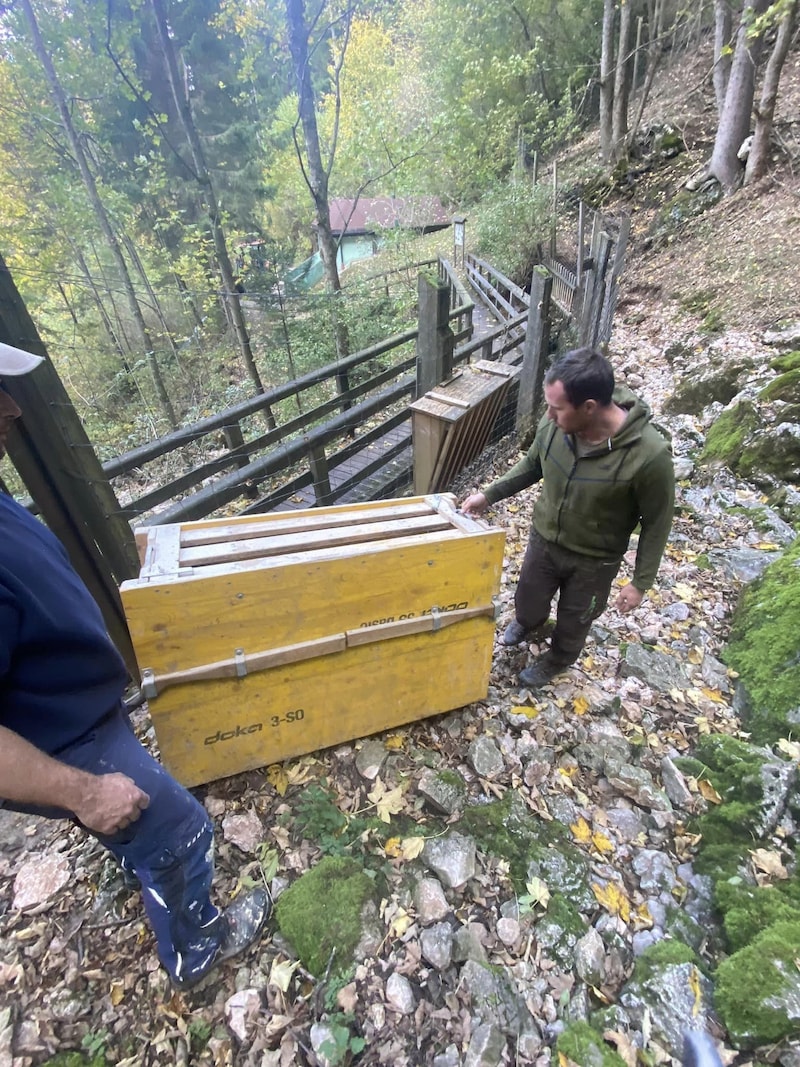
[16,708,224,985]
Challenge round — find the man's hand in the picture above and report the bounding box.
[73,773,150,836]
[616,583,643,613]
[461,492,489,518]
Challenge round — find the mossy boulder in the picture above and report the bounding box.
[700,396,800,486]
[275,856,377,978]
[715,921,800,1046]
[700,400,759,469]
[760,367,800,404]
[534,890,587,968]
[770,350,800,374]
[664,362,750,415]
[715,879,800,952]
[723,537,800,742]
[556,1021,627,1067]
[460,790,597,909]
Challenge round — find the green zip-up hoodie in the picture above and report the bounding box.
[484,389,675,591]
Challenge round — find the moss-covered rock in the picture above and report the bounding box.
[770,351,800,374]
[700,400,759,469]
[534,890,587,968]
[556,1021,627,1067]
[724,538,800,742]
[460,789,574,892]
[275,856,377,978]
[760,367,800,404]
[664,363,750,415]
[715,879,800,952]
[715,920,800,1046]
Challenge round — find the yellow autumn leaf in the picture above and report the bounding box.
[269,957,300,993]
[510,705,540,718]
[286,762,316,786]
[384,734,405,750]
[688,647,703,665]
[384,836,402,858]
[633,902,654,930]
[570,816,593,844]
[267,764,289,796]
[400,837,426,861]
[591,831,614,854]
[573,695,590,717]
[592,881,631,923]
[750,848,789,880]
[110,980,125,1006]
[367,779,405,822]
[700,686,727,705]
[777,738,800,761]
[389,907,413,937]
[673,582,694,601]
[524,876,551,908]
[752,541,779,550]
[697,778,722,804]
[688,965,702,1016]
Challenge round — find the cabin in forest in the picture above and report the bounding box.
[319,196,452,265]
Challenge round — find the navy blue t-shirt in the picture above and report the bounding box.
[0,493,127,754]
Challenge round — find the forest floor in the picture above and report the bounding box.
[1,32,799,1067]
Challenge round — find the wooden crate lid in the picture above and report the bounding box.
[410,361,518,419]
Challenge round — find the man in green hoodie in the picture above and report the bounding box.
[461,348,674,688]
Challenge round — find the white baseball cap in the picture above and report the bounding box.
[0,341,44,376]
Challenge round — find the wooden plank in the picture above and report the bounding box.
[177,513,453,568]
[140,524,182,579]
[181,500,434,547]
[426,391,471,408]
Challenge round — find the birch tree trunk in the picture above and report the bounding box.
[745,0,798,183]
[599,0,616,163]
[706,0,772,192]
[285,0,350,366]
[18,0,178,428]
[149,0,265,397]
[714,0,734,116]
[612,0,635,160]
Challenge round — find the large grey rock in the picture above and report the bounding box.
[420,922,454,971]
[463,1023,507,1067]
[418,769,467,815]
[631,849,679,893]
[385,972,416,1015]
[661,756,694,809]
[620,958,715,1056]
[467,735,505,779]
[423,831,476,889]
[574,927,606,986]
[355,739,387,780]
[414,877,450,925]
[708,546,782,582]
[620,643,691,692]
[604,757,673,811]
[459,959,537,1039]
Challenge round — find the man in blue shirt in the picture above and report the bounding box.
[0,341,269,989]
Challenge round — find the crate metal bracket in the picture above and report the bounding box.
[234,648,247,677]
[141,668,158,700]
[430,606,441,631]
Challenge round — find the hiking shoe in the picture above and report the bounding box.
[217,886,271,965]
[174,887,271,990]
[518,655,569,689]
[502,619,529,645]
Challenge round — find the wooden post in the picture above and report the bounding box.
[222,421,258,498]
[416,272,454,398]
[550,161,558,258]
[309,445,334,506]
[516,266,552,437]
[0,254,141,678]
[582,232,613,348]
[633,16,644,94]
[532,150,539,188]
[577,201,586,287]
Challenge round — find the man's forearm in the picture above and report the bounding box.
[0,724,149,834]
[0,724,93,812]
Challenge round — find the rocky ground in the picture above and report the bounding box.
[2,33,800,1067]
[1,298,798,1066]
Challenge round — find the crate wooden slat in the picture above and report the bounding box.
[121,494,505,786]
[411,361,518,494]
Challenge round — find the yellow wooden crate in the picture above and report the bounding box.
[120,495,505,786]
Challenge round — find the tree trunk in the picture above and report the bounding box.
[285,0,350,368]
[707,0,772,192]
[714,0,734,116]
[599,0,616,163]
[628,0,665,148]
[612,0,635,160]
[745,0,798,184]
[18,0,178,429]
[149,0,265,396]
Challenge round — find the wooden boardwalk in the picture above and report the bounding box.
[264,301,504,512]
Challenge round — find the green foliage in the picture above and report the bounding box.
[760,368,800,404]
[700,401,758,467]
[715,880,800,952]
[770,350,800,374]
[317,1014,367,1066]
[293,780,386,857]
[557,1021,627,1067]
[715,921,800,1046]
[274,856,376,978]
[724,537,800,741]
[472,180,553,283]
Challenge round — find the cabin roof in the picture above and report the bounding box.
[326,197,451,236]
